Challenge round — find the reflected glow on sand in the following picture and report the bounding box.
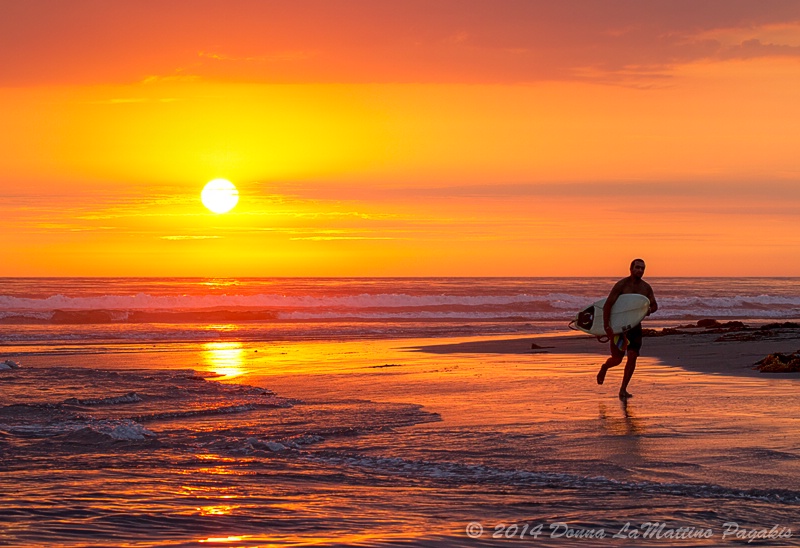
[203,341,245,379]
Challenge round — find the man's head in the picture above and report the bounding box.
[630,259,646,279]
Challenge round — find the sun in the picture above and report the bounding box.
[201,179,239,214]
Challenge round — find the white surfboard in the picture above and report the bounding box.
[570,294,650,336]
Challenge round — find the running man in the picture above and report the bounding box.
[596,259,658,399]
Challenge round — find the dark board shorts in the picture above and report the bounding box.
[611,323,643,356]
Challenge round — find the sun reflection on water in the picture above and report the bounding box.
[198,279,241,289]
[202,341,245,379]
[198,505,240,516]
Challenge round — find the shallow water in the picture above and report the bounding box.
[1,335,798,547]
[2,276,799,546]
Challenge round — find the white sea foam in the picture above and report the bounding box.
[63,392,142,406]
[2,417,155,441]
[1,279,799,338]
[306,451,800,504]
[2,289,799,313]
[74,419,156,441]
[0,291,576,310]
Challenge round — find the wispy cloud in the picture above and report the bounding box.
[161,235,223,240]
[3,1,800,86]
[85,97,181,105]
[198,50,314,63]
[288,236,397,241]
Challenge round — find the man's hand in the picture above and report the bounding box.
[604,325,614,338]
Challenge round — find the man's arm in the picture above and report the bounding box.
[646,285,658,315]
[603,280,625,336]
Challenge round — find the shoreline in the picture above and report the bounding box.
[409,325,800,379]
[4,324,800,546]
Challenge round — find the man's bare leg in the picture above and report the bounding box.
[619,351,638,398]
[597,353,623,385]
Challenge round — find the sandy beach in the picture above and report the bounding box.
[412,324,800,378]
[3,316,800,546]
[241,325,800,545]
[248,323,800,415]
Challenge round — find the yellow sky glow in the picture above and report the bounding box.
[2,3,800,276]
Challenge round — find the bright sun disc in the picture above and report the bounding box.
[201,179,239,214]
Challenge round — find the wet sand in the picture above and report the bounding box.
[242,328,800,545]
[4,329,800,546]
[409,327,800,378]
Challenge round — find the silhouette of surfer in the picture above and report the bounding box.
[596,259,658,399]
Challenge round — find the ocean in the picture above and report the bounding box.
[2,277,800,345]
[1,278,799,546]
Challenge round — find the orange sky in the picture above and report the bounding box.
[2,0,800,276]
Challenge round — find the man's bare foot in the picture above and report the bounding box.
[597,367,607,385]
[619,391,633,399]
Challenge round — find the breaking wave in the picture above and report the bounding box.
[1,292,799,326]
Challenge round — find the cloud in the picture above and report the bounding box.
[162,235,223,240]
[288,236,397,241]
[84,97,181,104]
[198,50,314,63]
[270,179,800,203]
[3,0,800,86]
[722,38,800,60]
